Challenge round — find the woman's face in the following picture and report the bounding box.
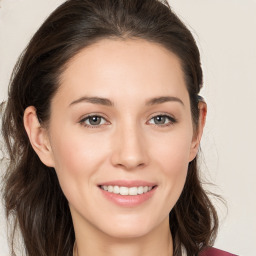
[40,39,201,239]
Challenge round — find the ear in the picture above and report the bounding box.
[189,101,207,162]
[23,106,55,167]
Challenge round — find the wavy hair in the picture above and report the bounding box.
[1,0,219,255]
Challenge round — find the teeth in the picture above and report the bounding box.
[120,187,129,195]
[113,185,119,194]
[100,185,153,195]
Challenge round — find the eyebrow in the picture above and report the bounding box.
[69,95,184,107]
[146,96,184,106]
[69,96,114,107]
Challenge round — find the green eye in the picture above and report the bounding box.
[148,115,176,126]
[80,115,108,127]
[87,116,103,125]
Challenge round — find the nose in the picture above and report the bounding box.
[111,123,149,170]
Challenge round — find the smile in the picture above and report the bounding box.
[100,185,154,196]
[98,181,158,207]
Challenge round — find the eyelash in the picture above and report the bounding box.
[147,114,177,127]
[79,114,177,128]
[79,114,109,128]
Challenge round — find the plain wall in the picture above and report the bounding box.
[0,0,255,255]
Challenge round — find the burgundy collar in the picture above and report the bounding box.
[199,247,238,256]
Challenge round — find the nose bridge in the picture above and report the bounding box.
[111,118,148,170]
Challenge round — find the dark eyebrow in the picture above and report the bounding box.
[69,96,114,107]
[69,96,183,107]
[146,96,184,106]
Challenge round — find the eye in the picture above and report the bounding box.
[79,115,109,127]
[148,114,176,126]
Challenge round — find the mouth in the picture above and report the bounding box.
[99,185,157,196]
[97,181,158,207]
[98,180,158,208]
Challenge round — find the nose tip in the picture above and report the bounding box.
[111,128,149,170]
[113,153,146,170]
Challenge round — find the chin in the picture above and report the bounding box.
[97,214,164,240]
[103,226,152,239]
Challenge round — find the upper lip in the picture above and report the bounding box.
[98,180,157,188]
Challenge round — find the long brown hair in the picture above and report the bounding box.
[1,0,219,255]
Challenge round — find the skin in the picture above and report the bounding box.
[24,38,207,256]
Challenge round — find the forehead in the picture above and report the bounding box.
[55,38,189,105]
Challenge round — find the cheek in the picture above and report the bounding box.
[51,125,108,171]
[49,128,109,202]
[153,129,193,172]
[159,141,190,191]
[151,131,192,203]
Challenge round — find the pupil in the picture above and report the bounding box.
[89,116,101,125]
[154,116,165,124]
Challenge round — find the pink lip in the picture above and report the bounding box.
[98,180,158,207]
[98,180,157,188]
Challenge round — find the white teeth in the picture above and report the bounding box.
[119,187,129,195]
[138,186,144,194]
[113,186,119,194]
[129,187,138,196]
[101,185,154,195]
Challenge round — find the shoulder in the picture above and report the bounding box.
[199,247,238,256]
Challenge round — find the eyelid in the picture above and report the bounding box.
[146,113,177,126]
[78,112,177,128]
[79,113,111,128]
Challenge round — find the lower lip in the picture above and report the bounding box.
[99,186,157,207]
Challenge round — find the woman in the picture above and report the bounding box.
[1,0,236,255]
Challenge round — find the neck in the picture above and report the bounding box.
[72,216,173,256]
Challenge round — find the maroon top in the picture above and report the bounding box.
[199,247,238,256]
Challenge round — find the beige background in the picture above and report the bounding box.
[0,0,255,255]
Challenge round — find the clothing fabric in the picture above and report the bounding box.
[199,247,238,256]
